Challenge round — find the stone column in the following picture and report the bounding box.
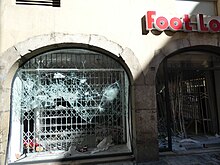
[121,48,159,163]
[0,48,20,165]
[132,69,158,162]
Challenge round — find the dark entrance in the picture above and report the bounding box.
[157,51,220,151]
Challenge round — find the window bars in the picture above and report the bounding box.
[11,49,129,156]
[157,52,220,151]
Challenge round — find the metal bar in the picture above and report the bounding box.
[164,58,172,151]
[16,0,60,7]
[52,0,60,7]
[16,2,53,6]
[121,72,126,142]
[55,53,58,68]
[17,0,53,2]
[27,113,30,152]
[21,68,125,72]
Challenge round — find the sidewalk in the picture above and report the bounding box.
[142,151,220,165]
[97,150,220,165]
[11,149,220,165]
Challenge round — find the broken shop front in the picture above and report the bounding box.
[157,48,220,151]
[2,31,158,164]
[7,36,220,164]
[6,42,133,164]
[146,11,220,152]
[3,2,220,164]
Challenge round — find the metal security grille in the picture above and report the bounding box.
[167,68,212,137]
[12,49,129,155]
[157,52,220,151]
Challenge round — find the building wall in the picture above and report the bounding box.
[0,0,220,164]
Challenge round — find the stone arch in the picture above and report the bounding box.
[150,33,220,71]
[0,33,145,87]
[0,33,145,164]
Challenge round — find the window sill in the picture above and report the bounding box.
[9,145,132,165]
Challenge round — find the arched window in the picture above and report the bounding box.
[8,48,131,163]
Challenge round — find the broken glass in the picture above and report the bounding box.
[9,49,130,162]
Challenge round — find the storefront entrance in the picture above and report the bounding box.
[157,50,220,151]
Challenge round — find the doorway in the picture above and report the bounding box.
[157,51,220,152]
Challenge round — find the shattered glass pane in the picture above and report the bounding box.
[10,49,130,161]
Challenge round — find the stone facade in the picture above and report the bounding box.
[1,31,220,164]
[1,1,220,164]
[0,33,158,164]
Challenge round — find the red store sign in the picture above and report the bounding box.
[146,11,220,32]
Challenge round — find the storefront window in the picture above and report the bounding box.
[8,48,131,163]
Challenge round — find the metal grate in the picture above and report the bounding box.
[157,52,220,151]
[16,0,60,7]
[12,49,129,155]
